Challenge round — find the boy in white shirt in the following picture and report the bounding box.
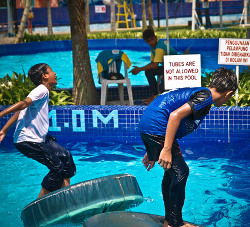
[0,63,76,198]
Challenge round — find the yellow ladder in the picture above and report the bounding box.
[116,0,136,29]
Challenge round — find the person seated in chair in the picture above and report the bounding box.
[130,28,177,105]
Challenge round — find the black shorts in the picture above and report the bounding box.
[140,133,182,161]
[15,135,76,192]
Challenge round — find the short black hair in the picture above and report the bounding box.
[143,28,155,41]
[28,63,49,86]
[209,67,238,93]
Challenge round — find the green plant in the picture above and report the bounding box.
[0,72,74,105]
[21,27,247,43]
[49,90,74,105]
[0,72,35,105]
[227,67,250,107]
[201,71,213,88]
[201,67,250,106]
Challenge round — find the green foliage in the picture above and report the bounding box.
[201,67,250,107]
[21,28,247,43]
[165,29,247,39]
[22,33,71,42]
[227,67,250,107]
[0,72,73,105]
[49,90,74,105]
[0,72,35,105]
[201,71,213,88]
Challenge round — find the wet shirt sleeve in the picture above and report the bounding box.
[153,48,166,63]
[187,89,213,120]
[27,85,49,108]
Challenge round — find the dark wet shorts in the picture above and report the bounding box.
[140,133,182,161]
[15,135,76,192]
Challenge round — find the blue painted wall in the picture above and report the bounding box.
[0,1,243,26]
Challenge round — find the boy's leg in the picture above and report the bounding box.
[145,66,164,96]
[145,69,158,96]
[45,135,76,182]
[140,134,189,226]
[62,178,70,188]
[162,170,172,225]
[38,187,50,198]
[167,154,189,227]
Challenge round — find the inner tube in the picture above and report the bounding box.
[21,174,143,227]
[83,211,204,227]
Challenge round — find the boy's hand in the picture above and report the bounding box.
[0,130,6,143]
[142,153,155,171]
[130,66,141,75]
[158,147,172,169]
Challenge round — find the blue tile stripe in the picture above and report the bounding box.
[0,105,249,145]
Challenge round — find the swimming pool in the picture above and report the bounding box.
[0,39,249,226]
[0,105,249,227]
[0,139,249,227]
[0,39,244,89]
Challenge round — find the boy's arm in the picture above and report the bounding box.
[0,112,20,143]
[158,103,192,169]
[130,62,159,75]
[0,97,33,118]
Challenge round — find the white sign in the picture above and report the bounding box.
[218,38,250,65]
[95,5,106,13]
[164,54,201,90]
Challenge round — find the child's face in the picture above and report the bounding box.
[214,91,233,107]
[145,36,158,48]
[45,66,57,86]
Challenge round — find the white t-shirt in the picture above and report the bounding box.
[14,84,49,143]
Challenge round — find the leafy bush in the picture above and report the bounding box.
[227,67,250,107]
[164,29,247,39]
[21,28,247,43]
[201,67,250,107]
[0,72,73,105]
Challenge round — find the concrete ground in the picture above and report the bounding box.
[0,36,15,44]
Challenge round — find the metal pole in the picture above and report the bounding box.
[235,65,239,106]
[219,0,223,28]
[244,0,247,25]
[157,0,160,28]
[247,28,250,39]
[7,0,14,36]
[192,0,196,31]
[165,0,169,55]
[111,0,116,33]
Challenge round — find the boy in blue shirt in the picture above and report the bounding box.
[0,63,76,198]
[131,28,177,104]
[139,67,237,227]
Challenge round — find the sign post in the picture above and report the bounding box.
[164,54,201,90]
[218,38,250,106]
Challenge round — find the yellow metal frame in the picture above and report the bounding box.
[116,0,136,28]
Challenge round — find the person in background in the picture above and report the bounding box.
[0,63,76,198]
[130,28,177,105]
[139,67,237,227]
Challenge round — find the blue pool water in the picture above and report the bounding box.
[0,49,240,89]
[1,140,249,227]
